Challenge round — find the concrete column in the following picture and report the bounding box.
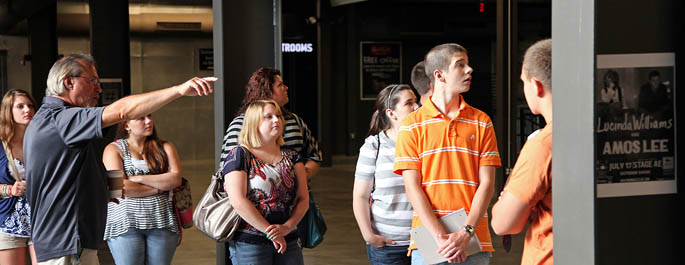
[89,0,131,96]
[88,0,130,155]
[552,0,595,264]
[27,3,57,102]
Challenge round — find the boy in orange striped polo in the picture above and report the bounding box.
[491,39,553,265]
[394,43,501,265]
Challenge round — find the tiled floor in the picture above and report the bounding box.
[98,156,525,265]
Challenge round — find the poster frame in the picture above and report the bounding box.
[595,52,677,198]
[359,41,402,101]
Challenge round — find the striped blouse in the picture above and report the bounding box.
[103,139,178,240]
[355,132,413,245]
[220,112,322,163]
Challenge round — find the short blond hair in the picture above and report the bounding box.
[239,99,285,148]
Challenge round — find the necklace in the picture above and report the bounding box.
[126,140,144,156]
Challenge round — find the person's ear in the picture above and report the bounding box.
[434,69,445,84]
[385,108,396,121]
[64,77,75,90]
[534,79,545,97]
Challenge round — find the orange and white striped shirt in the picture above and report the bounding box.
[394,95,501,252]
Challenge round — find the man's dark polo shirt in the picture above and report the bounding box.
[24,96,108,262]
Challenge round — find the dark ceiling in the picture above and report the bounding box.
[65,0,212,6]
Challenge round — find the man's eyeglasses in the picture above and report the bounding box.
[74,76,100,86]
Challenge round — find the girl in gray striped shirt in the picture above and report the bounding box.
[354,84,418,265]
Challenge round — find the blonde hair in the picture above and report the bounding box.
[239,99,285,148]
[1,89,37,147]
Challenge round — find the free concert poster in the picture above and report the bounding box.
[595,53,677,197]
[360,42,402,100]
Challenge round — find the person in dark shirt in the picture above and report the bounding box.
[24,53,215,264]
[638,70,672,118]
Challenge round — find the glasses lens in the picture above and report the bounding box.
[77,76,98,85]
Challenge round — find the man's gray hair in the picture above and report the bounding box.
[45,54,96,96]
[424,43,467,83]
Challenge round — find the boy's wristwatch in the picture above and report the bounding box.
[463,224,475,236]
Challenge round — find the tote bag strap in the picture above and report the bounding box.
[1,141,21,182]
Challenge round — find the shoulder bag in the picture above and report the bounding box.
[193,147,250,242]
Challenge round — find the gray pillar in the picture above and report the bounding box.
[28,3,57,102]
[552,0,595,264]
[213,1,280,264]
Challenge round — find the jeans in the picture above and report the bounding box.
[107,228,179,265]
[366,244,411,265]
[228,239,304,265]
[411,250,490,265]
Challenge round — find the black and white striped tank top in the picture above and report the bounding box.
[103,139,178,240]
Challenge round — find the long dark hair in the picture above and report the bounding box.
[367,84,413,137]
[237,67,287,115]
[115,117,169,174]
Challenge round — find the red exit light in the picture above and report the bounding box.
[479,2,485,13]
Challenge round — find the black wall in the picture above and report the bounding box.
[324,1,498,155]
[595,0,682,264]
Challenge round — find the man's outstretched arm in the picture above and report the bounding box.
[102,77,217,128]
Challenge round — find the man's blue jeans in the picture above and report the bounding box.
[366,244,411,265]
[107,228,179,265]
[411,249,490,265]
[228,239,304,265]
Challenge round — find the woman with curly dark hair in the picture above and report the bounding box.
[219,68,322,178]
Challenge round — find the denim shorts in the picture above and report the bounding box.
[366,244,411,265]
[228,239,304,265]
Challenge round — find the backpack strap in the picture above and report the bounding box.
[371,133,381,194]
